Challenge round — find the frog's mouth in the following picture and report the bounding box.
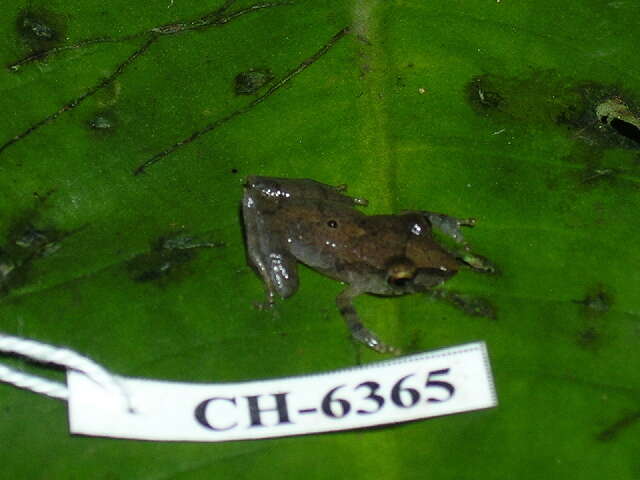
[413,267,456,289]
[386,261,455,291]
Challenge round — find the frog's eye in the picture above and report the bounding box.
[327,220,338,228]
[386,259,417,287]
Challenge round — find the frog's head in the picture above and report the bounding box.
[385,255,457,293]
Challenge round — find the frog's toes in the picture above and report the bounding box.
[253,297,276,311]
[375,342,402,355]
[461,252,496,273]
[332,183,368,206]
[458,217,477,228]
[351,325,400,354]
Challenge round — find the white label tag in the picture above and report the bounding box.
[67,341,496,442]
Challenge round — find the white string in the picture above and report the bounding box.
[0,363,68,400]
[0,334,129,407]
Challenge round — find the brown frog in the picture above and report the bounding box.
[242,176,492,353]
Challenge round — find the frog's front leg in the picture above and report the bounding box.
[422,212,495,273]
[336,286,400,354]
[423,212,476,244]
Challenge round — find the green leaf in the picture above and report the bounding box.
[1,0,639,478]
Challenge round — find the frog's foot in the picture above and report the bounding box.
[251,286,279,310]
[333,184,368,206]
[337,286,400,354]
[253,299,275,311]
[424,212,476,245]
[459,252,496,273]
[350,323,401,354]
[418,212,495,273]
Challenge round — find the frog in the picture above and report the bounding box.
[242,176,493,354]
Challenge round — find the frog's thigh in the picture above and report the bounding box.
[242,193,300,300]
[242,190,278,300]
[242,201,275,303]
[246,176,316,199]
[301,179,369,206]
[264,251,299,298]
[248,176,366,206]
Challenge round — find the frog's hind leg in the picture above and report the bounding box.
[247,176,368,207]
[336,286,399,354]
[242,190,300,304]
[422,212,494,273]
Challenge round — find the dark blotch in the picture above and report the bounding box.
[127,234,223,285]
[467,75,504,112]
[0,207,69,296]
[449,293,496,319]
[234,68,274,95]
[467,72,640,156]
[576,326,601,349]
[574,288,613,316]
[558,84,640,150]
[573,286,613,350]
[580,167,618,185]
[87,111,117,133]
[16,7,67,51]
[434,290,497,320]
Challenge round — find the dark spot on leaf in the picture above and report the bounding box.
[0,201,71,296]
[356,34,372,46]
[16,7,67,52]
[468,73,640,154]
[593,96,640,147]
[558,85,640,150]
[576,326,601,349]
[450,293,496,319]
[467,72,640,191]
[573,286,613,350]
[580,167,619,185]
[403,329,424,354]
[231,168,239,174]
[129,249,195,283]
[432,290,497,320]
[127,233,223,285]
[574,287,613,316]
[467,75,504,112]
[88,111,116,132]
[234,68,274,95]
